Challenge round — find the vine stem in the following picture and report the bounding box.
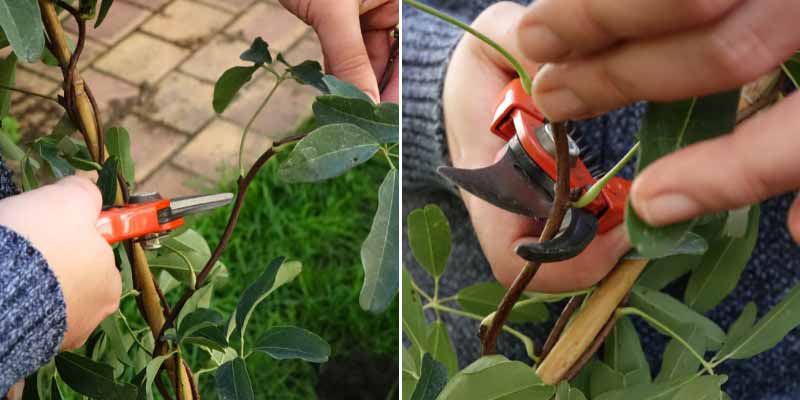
[480,122,572,355]
[572,141,640,208]
[618,307,715,375]
[403,0,533,94]
[0,83,60,103]
[238,72,287,176]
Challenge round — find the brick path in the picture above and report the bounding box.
[10,0,322,196]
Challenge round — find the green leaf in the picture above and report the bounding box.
[684,205,759,312]
[213,65,258,113]
[0,52,16,118]
[673,375,726,400]
[21,155,39,191]
[655,324,705,383]
[312,96,398,143]
[235,258,301,339]
[97,156,119,207]
[626,91,740,258]
[99,314,134,366]
[0,126,24,161]
[144,353,172,400]
[623,232,707,260]
[595,375,725,400]
[55,352,138,400]
[783,54,800,89]
[240,37,271,65]
[402,268,429,359]
[322,75,374,103]
[284,58,326,92]
[50,379,63,400]
[716,281,800,360]
[106,127,135,187]
[556,382,587,400]
[216,358,254,400]
[182,326,229,352]
[637,254,703,291]
[253,326,331,363]
[403,347,421,399]
[95,0,114,27]
[177,282,216,327]
[407,204,452,278]
[604,317,651,379]
[630,286,726,350]
[0,1,45,62]
[359,169,399,312]
[589,361,648,397]
[279,123,379,183]
[426,321,458,377]
[37,141,74,179]
[411,354,448,400]
[438,355,554,400]
[456,282,549,323]
[148,229,211,286]
[177,308,224,342]
[715,302,757,361]
[66,155,103,171]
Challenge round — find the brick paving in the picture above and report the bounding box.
[10,0,320,197]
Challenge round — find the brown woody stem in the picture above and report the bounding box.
[480,122,572,355]
[539,295,585,360]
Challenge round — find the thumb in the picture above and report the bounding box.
[631,91,800,226]
[311,2,380,102]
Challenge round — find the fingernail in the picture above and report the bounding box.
[636,193,701,226]
[519,23,569,61]
[537,87,588,121]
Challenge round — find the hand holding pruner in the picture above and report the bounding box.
[438,78,630,263]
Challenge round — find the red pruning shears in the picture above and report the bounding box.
[97,192,233,250]
[438,78,630,262]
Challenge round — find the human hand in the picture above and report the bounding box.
[443,3,630,293]
[517,0,800,241]
[278,0,399,103]
[0,176,120,350]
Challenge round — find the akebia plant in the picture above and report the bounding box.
[0,1,398,399]
[402,0,800,399]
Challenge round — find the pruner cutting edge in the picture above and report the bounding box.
[97,192,234,250]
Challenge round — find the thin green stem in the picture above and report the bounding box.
[573,142,641,208]
[0,83,60,103]
[512,288,594,310]
[433,277,442,320]
[118,311,150,354]
[381,145,396,169]
[410,278,433,302]
[403,0,532,94]
[437,295,458,305]
[619,307,715,375]
[238,72,288,176]
[426,303,539,363]
[781,63,799,89]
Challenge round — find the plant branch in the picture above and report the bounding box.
[572,142,640,208]
[403,0,532,93]
[157,133,307,344]
[539,295,585,359]
[480,122,572,355]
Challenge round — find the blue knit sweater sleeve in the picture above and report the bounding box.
[0,156,67,394]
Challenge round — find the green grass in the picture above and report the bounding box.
[187,149,398,398]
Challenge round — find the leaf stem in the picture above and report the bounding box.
[238,71,288,176]
[403,0,532,94]
[410,276,434,302]
[162,243,197,290]
[381,145,396,169]
[0,83,60,103]
[426,303,539,363]
[572,142,640,208]
[618,307,715,375]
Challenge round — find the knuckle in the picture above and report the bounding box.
[683,0,736,24]
[474,2,520,30]
[706,24,772,85]
[63,176,102,211]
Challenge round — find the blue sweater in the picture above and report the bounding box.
[402,1,800,399]
[0,156,67,395]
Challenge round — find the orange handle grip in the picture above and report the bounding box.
[97,199,183,244]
